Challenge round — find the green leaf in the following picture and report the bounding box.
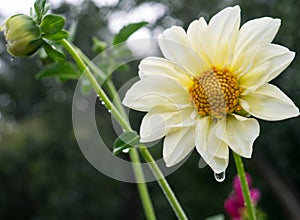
[43,42,66,62]
[92,37,107,53]
[44,3,51,15]
[34,0,46,24]
[113,22,148,45]
[37,62,80,80]
[44,30,69,41]
[113,131,140,155]
[40,14,65,35]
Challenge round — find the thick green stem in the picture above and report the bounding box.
[139,146,188,220]
[59,39,156,220]
[232,152,256,220]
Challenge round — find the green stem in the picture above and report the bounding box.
[105,80,128,118]
[82,52,188,219]
[60,38,188,220]
[130,148,157,220]
[59,39,156,220]
[75,45,188,219]
[232,152,256,220]
[59,39,130,131]
[139,146,188,220]
[75,48,127,119]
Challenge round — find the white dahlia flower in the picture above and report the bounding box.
[123,6,299,173]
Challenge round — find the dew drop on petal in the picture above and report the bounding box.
[214,171,226,182]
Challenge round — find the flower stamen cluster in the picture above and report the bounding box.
[189,67,242,119]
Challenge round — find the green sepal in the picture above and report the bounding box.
[113,22,148,45]
[37,62,80,80]
[43,42,66,62]
[25,38,44,56]
[113,131,140,155]
[40,14,65,35]
[34,0,46,24]
[44,30,69,41]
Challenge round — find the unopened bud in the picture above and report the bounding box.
[1,14,43,57]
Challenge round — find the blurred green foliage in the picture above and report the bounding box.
[0,0,299,219]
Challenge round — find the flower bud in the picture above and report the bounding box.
[1,14,44,57]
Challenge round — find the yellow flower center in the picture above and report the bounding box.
[189,67,242,119]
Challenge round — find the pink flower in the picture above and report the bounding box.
[224,174,260,220]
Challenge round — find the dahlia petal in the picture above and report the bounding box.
[238,44,295,91]
[239,63,270,94]
[240,83,299,121]
[138,57,192,87]
[187,17,209,62]
[264,48,295,83]
[195,117,229,173]
[215,115,260,158]
[206,6,241,67]
[235,17,280,58]
[122,75,190,111]
[163,126,195,167]
[158,26,209,74]
[140,106,196,142]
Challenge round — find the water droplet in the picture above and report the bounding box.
[122,129,126,132]
[101,101,105,105]
[108,110,111,113]
[122,148,130,153]
[10,57,15,62]
[214,171,226,182]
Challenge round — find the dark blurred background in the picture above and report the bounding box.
[0,0,299,219]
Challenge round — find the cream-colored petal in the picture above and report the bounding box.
[138,57,193,88]
[238,61,270,92]
[195,117,229,173]
[158,26,209,74]
[238,44,295,91]
[187,17,212,65]
[163,126,195,167]
[187,18,207,52]
[234,17,280,59]
[215,115,259,158]
[140,106,196,142]
[205,6,241,68]
[263,47,295,83]
[122,75,190,111]
[240,83,299,121]
[187,6,240,68]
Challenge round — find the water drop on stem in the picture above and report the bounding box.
[214,171,226,182]
[122,148,130,153]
